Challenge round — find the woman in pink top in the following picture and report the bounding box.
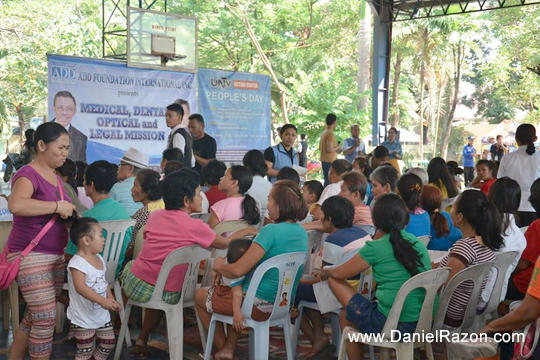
[7,122,76,360]
[208,165,261,231]
[121,168,256,358]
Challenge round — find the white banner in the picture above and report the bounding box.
[47,54,196,164]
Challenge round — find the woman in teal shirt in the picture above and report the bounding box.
[195,180,308,360]
[322,193,432,359]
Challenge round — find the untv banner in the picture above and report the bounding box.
[197,68,271,162]
[47,55,196,164]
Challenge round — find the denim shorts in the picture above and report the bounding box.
[346,293,417,335]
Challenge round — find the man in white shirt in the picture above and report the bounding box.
[165,102,195,168]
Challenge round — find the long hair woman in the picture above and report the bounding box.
[498,124,540,227]
[7,122,75,359]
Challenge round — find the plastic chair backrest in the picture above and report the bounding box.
[241,252,307,322]
[521,226,529,234]
[132,226,145,259]
[481,251,518,316]
[100,219,136,284]
[214,219,252,236]
[0,221,13,251]
[191,213,211,224]
[358,225,376,237]
[418,235,431,247]
[442,197,456,209]
[380,268,450,339]
[304,230,324,275]
[149,245,211,304]
[433,262,494,331]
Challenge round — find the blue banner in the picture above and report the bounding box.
[197,68,271,162]
[47,55,196,165]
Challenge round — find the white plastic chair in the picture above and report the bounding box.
[204,252,307,360]
[510,300,540,359]
[114,245,211,360]
[292,266,374,358]
[132,225,145,259]
[358,225,376,237]
[442,197,456,209]
[467,251,518,333]
[521,226,529,234]
[0,221,18,333]
[418,235,431,247]
[213,219,253,236]
[57,219,135,335]
[338,267,451,360]
[191,212,211,224]
[433,262,494,360]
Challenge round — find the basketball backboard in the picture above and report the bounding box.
[127,7,197,72]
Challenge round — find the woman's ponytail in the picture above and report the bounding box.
[432,210,450,238]
[372,193,423,276]
[242,194,261,225]
[515,124,536,156]
[457,190,504,251]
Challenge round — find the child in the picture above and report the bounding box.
[202,160,227,207]
[208,165,260,232]
[302,180,324,215]
[67,217,121,360]
[472,160,497,195]
[221,238,252,332]
[339,171,374,231]
[397,173,431,238]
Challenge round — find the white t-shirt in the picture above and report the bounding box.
[67,254,111,329]
[480,214,527,304]
[247,175,272,215]
[498,145,540,212]
[317,181,343,206]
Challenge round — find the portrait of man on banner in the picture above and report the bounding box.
[51,90,88,162]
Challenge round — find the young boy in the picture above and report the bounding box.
[302,180,324,215]
[67,217,121,360]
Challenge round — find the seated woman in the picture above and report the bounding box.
[126,169,164,260]
[420,184,462,251]
[339,171,373,231]
[433,190,503,327]
[208,165,261,232]
[322,193,431,359]
[481,177,526,306]
[121,168,256,358]
[471,160,497,195]
[296,195,369,359]
[195,180,308,360]
[397,173,431,238]
[427,157,459,200]
[507,178,540,301]
[369,164,398,209]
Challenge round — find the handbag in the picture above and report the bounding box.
[0,174,65,290]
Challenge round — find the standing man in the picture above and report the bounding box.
[110,147,149,216]
[319,113,341,187]
[491,134,508,162]
[463,135,477,187]
[381,127,403,160]
[52,91,87,162]
[298,133,308,168]
[486,135,496,160]
[343,124,365,163]
[188,113,217,183]
[165,102,195,168]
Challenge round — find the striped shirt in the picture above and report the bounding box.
[439,237,495,327]
[354,205,373,226]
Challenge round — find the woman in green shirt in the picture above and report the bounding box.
[321,193,432,359]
